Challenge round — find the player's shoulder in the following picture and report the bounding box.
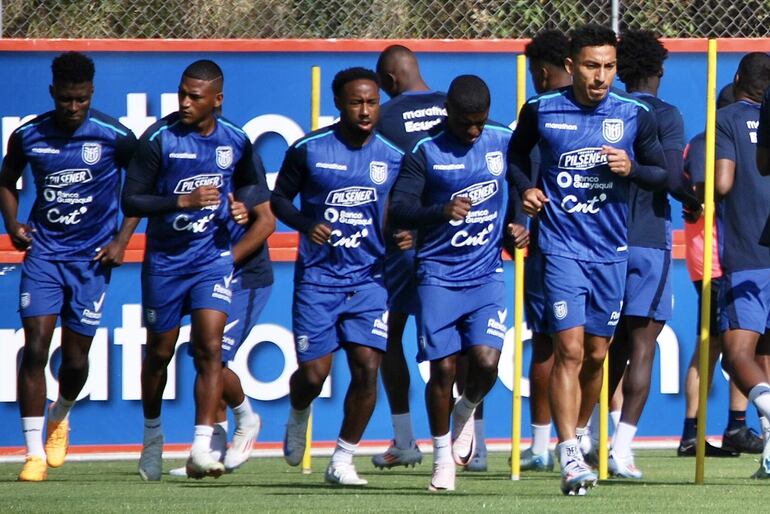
[216,115,249,144]
[372,131,405,158]
[87,109,133,139]
[382,89,447,111]
[607,88,652,112]
[291,125,336,151]
[12,110,55,139]
[409,127,446,155]
[142,113,182,142]
[482,120,513,143]
[526,86,569,108]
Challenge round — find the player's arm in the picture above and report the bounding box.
[757,88,770,175]
[0,130,34,250]
[231,153,275,264]
[714,110,736,197]
[622,107,668,188]
[507,103,548,216]
[659,107,702,219]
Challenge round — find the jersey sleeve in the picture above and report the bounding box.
[114,129,138,170]
[659,106,699,208]
[715,110,736,162]
[235,151,271,210]
[232,138,260,191]
[507,102,540,195]
[629,107,668,188]
[121,131,177,217]
[758,87,770,149]
[389,148,446,228]
[1,130,28,177]
[270,144,316,233]
[685,134,707,184]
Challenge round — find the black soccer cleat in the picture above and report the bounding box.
[677,438,739,457]
[722,426,764,454]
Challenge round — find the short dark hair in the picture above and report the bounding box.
[735,52,770,102]
[51,52,95,84]
[569,24,617,57]
[447,75,490,114]
[526,30,570,68]
[376,45,413,73]
[331,67,379,97]
[183,59,224,83]
[717,83,735,109]
[617,30,667,87]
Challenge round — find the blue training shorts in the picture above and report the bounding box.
[142,257,234,333]
[221,285,272,362]
[19,256,111,337]
[719,268,770,334]
[525,247,548,335]
[416,280,507,362]
[543,254,626,337]
[384,248,418,315]
[622,246,672,321]
[292,283,389,363]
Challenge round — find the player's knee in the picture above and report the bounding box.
[145,345,175,369]
[474,352,500,377]
[191,340,221,365]
[429,359,456,388]
[20,345,49,370]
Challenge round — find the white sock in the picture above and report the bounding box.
[22,417,45,458]
[749,383,770,420]
[191,425,214,455]
[531,423,551,455]
[143,417,162,442]
[392,412,415,449]
[289,406,310,424]
[210,421,228,461]
[557,439,581,463]
[760,416,770,440]
[612,422,637,459]
[49,394,75,422]
[433,432,452,465]
[610,410,622,432]
[474,419,487,453]
[232,398,256,426]
[588,404,600,442]
[453,395,478,422]
[331,437,357,465]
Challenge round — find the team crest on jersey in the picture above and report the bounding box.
[553,301,568,320]
[602,119,624,144]
[215,146,233,169]
[81,143,101,165]
[369,161,388,185]
[485,151,504,176]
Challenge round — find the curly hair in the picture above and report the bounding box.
[51,52,95,84]
[331,67,379,97]
[525,30,569,68]
[617,30,668,88]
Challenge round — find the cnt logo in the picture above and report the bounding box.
[44,169,93,188]
[325,187,377,207]
[451,180,498,206]
[174,174,223,194]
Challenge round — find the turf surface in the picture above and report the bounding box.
[1,450,768,512]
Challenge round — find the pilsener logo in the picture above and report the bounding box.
[325,187,377,207]
[451,180,498,206]
[558,147,608,171]
[173,174,223,194]
[44,169,93,188]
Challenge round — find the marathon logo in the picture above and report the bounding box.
[44,169,93,188]
[402,106,447,120]
[451,180,498,206]
[173,174,223,194]
[558,148,608,171]
[325,187,377,207]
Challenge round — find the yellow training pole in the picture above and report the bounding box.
[301,65,322,475]
[511,53,527,481]
[696,39,718,485]
[599,356,609,479]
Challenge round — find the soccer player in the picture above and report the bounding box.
[390,74,527,491]
[169,151,275,477]
[0,52,137,482]
[518,28,572,473]
[507,24,668,495]
[602,30,704,478]
[271,67,402,486]
[371,44,446,471]
[714,52,770,479]
[122,59,261,480]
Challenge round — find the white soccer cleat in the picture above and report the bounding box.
[224,414,261,472]
[518,447,555,471]
[560,457,598,496]
[608,450,643,479]
[451,401,476,466]
[187,448,225,479]
[428,461,456,491]
[283,409,310,467]
[752,437,770,479]
[371,440,423,469]
[464,449,487,472]
[578,433,599,468]
[138,434,164,481]
[324,462,368,486]
[169,466,188,477]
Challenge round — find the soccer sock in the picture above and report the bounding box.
[726,410,747,432]
[682,418,697,441]
[49,394,76,423]
[22,417,45,458]
[289,406,310,424]
[748,383,770,420]
[392,412,415,449]
[453,395,478,422]
[191,425,214,455]
[612,422,637,459]
[433,432,452,465]
[557,439,581,464]
[210,421,228,461]
[576,426,591,454]
[143,417,162,442]
[232,398,256,426]
[588,404,600,442]
[531,423,551,455]
[331,438,357,466]
[760,416,770,440]
[474,419,487,453]
[610,410,622,432]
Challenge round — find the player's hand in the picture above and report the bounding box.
[93,238,128,267]
[393,230,414,250]
[228,193,248,225]
[443,196,472,221]
[178,185,221,209]
[683,203,703,224]
[522,188,548,216]
[308,222,332,245]
[7,221,34,251]
[507,223,530,249]
[602,146,632,176]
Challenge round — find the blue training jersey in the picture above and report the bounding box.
[271,124,403,290]
[377,90,447,152]
[4,109,136,260]
[758,86,770,150]
[508,87,667,263]
[128,113,259,275]
[715,100,770,272]
[390,124,512,286]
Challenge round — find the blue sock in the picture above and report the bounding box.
[682,418,697,441]
[726,410,746,432]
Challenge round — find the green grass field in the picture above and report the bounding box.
[1,450,768,512]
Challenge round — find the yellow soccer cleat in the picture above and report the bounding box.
[18,456,47,482]
[45,412,70,468]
